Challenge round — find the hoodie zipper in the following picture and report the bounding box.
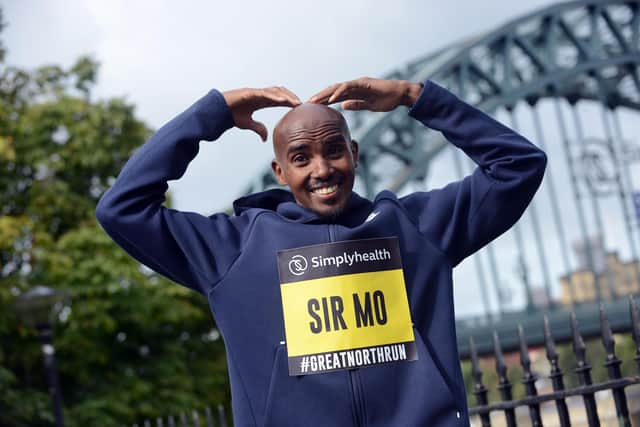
[328,223,337,242]
[329,224,367,427]
[349,369,366,427]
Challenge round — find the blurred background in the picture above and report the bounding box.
[2,0,640,426]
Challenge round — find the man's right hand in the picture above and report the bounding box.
[223,87,301,142]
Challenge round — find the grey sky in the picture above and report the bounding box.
[4,0,557,213]
[7,0,638,318]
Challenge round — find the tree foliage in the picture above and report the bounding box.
[0,14,229,426]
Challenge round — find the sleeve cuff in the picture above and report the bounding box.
[407,80,458,122]
[188,89,235,141]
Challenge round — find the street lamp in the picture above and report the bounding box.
[14,286,69,427]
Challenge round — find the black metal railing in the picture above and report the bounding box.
[468,295,640,426]
[131,404,228,427]
[131,296,640,427]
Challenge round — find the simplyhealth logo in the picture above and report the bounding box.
[278,238,402,284]
[288,255,309,276]
[286,248,392,277]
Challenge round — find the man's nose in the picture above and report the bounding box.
[311,158,332,179]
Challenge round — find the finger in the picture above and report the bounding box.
[246,119,268,142]
[277,86,302,106]
[307,83,341,104]
[262,88,300,108]
[328,80,369,104]
[307,84,338,103]
[260,88,288,105]
[341,99,369,111]
[331,77,378,104]
[328,82,350,104]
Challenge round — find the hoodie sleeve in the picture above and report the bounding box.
[96,89,250,295]
[400,81,547,267]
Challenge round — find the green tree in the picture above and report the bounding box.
[0,13,229,426]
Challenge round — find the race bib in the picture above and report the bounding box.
[277,237,417,376]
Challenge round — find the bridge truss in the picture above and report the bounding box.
[244,0,640,354]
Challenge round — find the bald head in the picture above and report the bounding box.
[273,103,351,160]
[270,103,359,217]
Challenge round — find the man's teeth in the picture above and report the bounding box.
[313,185,338,195]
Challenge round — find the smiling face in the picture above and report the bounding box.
[271,104,358,218]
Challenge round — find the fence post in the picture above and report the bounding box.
[469,336,491,427]
[493,331,516,427]
[518,324,542,427]
[217,404,228,427]
[543,315,571,427]
[204,406,214,427]
[599,304,631,427]
[629,294,640,372]
[570,312,600,427]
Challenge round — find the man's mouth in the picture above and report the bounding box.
[311,184,339,195]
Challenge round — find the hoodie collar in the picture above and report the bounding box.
[233,189,373,226]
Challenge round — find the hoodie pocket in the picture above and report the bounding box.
[414,327,458,401]
[357,328,459,425]
[262,345,354,427]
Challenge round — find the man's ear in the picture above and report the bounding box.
[271,159,288,185]
[350,139,359,168]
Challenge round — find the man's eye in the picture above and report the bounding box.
[293,154,307,163]
[327,146,344,157]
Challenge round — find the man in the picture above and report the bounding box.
[97,77,546,426]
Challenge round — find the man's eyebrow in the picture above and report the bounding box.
[324,136,346,144]
[285,134,346,155]
[287,143,309,154]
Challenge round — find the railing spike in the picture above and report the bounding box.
[179,413,188,427]
[600,301,632,425]
[204,406,214,427]
[469,336,482,382]
[543,315,558,361]
[570,311,587,367]
[570,311,600,426]
[518,324,542,426]
[192,410,201,427]
[168,415,176,427]
[493,331,516,427]
[544,314,571,426]
[599,303,616,358]
[156,417,164,427]
[493,331,508,381]
[217,404,228,427]
[469,336,491,426]
[629,294,640,370]
[518,324,531,373]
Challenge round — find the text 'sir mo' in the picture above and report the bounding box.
[308,290,388,333]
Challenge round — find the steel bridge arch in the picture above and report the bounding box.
[244,0,640,196]
[242,0,640,353]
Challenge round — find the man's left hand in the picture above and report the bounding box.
[307,77,422,112]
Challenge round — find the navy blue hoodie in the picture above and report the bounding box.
[96,81,546,427]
